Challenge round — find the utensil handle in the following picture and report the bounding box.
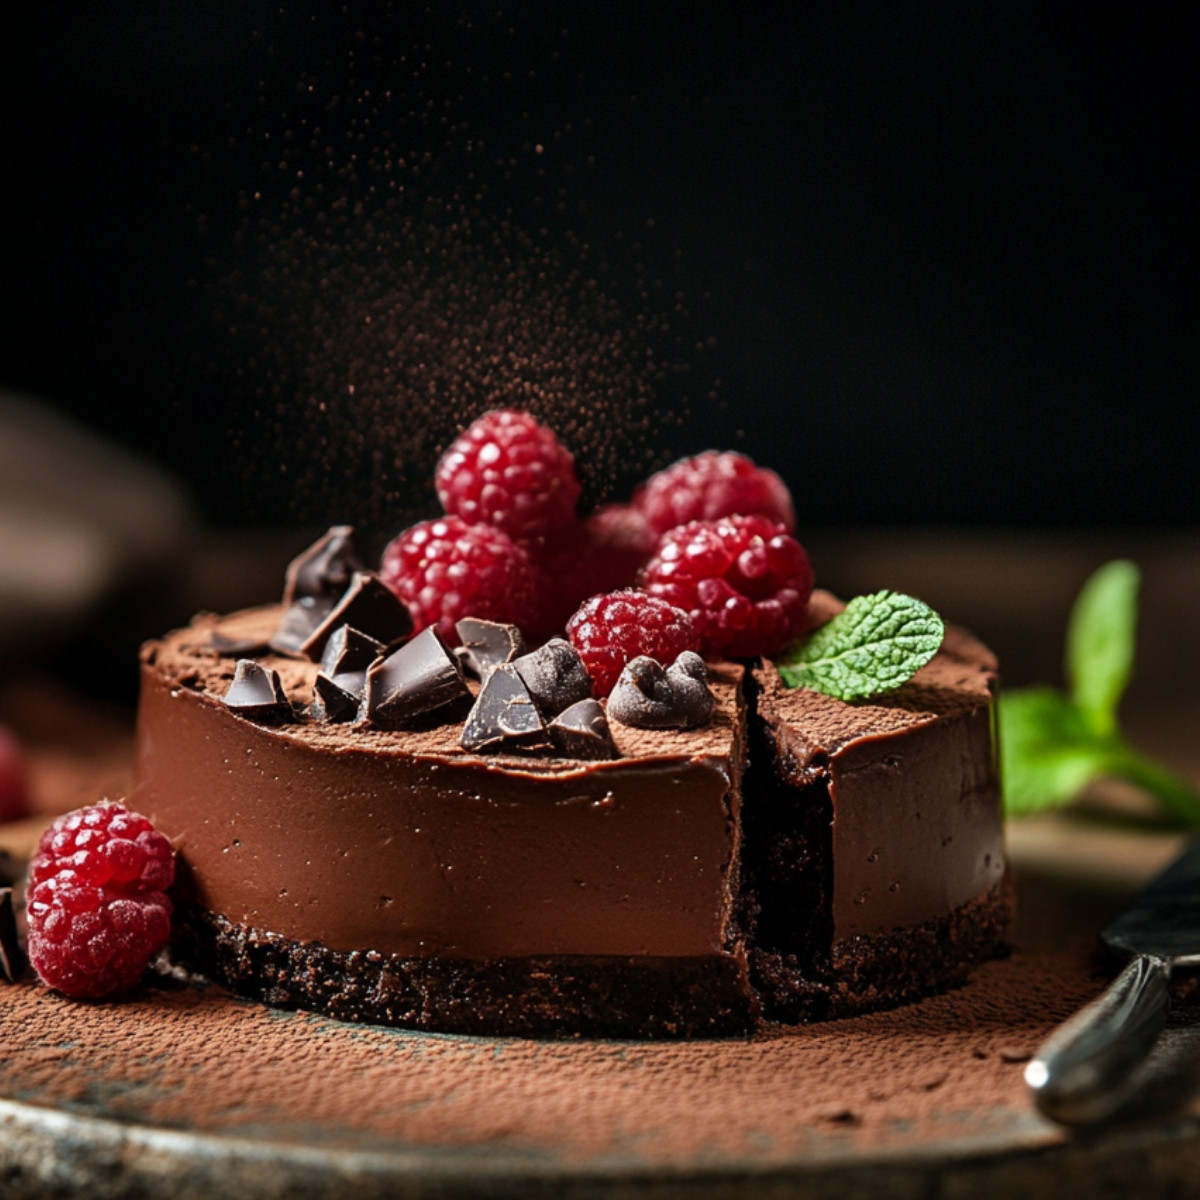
[1025,953,1172,1126]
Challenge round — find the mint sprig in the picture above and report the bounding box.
[999,560,1200,823]
[777,591,945,701]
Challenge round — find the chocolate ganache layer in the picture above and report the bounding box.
[134,593,1011,1037]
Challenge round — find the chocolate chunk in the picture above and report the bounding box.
[282,525,364,608]
[606,652,715,730]
[270,596,329,657]
[548,698,619,760]
[269,526,368,656]
[297,572,413,662]
[0,888,24,984]
[461,664,546,752]
[364,627,469,729]
[312,671,367,723]
[311,626,386,723]
[209,630,272,657]
[223,659,294,723]
[455,617,526,680]
[512,639,593,718]
[320,625,385,677]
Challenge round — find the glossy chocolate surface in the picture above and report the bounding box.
[136,607,745,961]
[136,592,1005,993]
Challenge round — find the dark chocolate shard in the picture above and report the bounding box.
[209,630,272,657]
[270,595,327,657]
[223,659,294,723]
[364,627,469,729]
[282,525,364,608]
[606,651,715,730]
[299,572,413,662]
[548,698,619,760]
[270,526,367,656]
[461,664,546,752]
[312,626,384,723]
[455,617,526,680]
[0,888,24,984]
[320,625,386,677]
[512,638,593,718]
[312,670,369,723]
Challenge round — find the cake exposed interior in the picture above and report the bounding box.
[135,590,1011,1038]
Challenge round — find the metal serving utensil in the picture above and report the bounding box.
[1026,836,1200,1126]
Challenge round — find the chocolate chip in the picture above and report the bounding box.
[0,888,24,984]
[455,617,526,680]
[282,525,364,608]
[296,572,413,662]
[364,627,469,729]
[606,651,715,730]
[461,664,545,752]
[548,698,619,760]
[223,659,294,723]
[512,639,593,718]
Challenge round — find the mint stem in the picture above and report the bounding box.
[1113,748,1200,826]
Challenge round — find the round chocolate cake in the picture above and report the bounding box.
[134,586,1011,1038]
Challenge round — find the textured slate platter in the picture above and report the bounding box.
[4,945,1200,1199]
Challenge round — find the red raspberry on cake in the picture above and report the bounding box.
[566,590,699,698]
[380,516,540,643]
[530,504,658,638]
[435,409,582,542]
[634,450,796,538]
[26,801,175,1000]
[642,515,813,658]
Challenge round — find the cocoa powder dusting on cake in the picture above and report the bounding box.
[0,948,1105,1162]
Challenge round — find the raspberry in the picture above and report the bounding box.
[633,451,796,538]
[0,724,31,824]
[379,516,540,643]
[26,801,175,1000]
[530,504,657,637]
[566,590,699,698]
[436,409,582,541]
[642,515,813,658]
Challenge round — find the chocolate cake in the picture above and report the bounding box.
[133,591,1011,1038]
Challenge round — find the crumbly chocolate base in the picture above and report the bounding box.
[172,878,1012,1039]
[750,873,1015,1024]
[171,909,759,1039]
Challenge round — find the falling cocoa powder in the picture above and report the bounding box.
[190,5,713,531]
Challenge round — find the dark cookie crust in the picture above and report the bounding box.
[749,874,1015,1024]
[170,876,1011,1039]
[171,909,758,1039]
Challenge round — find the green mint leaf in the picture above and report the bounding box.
[777,590,945,701]
[1066,559,1139,736]
[998,686,1117,816]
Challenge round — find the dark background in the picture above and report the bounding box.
[2,2,1195,531]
